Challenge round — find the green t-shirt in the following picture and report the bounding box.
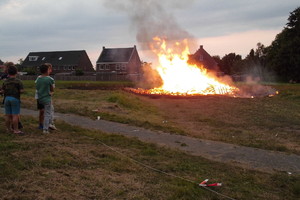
[2,77,24,100]
[35,76,55,104]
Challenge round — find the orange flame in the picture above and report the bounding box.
[142,37,239,96]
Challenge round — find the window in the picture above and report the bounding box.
[116,64,121,70]
[199,55,204,61]
[29,56,39,61]
[68,66,72,70]
[58,57,63,60]
[105,64,110,70]
[42,57,46,61]
[121,64,126,70]
[72,66,75,70]
[97,64,104,70]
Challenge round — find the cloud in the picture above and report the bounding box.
[173,0,299,37]
[0,0,134,65]
[197,29,279,58]
[0,0,299,66]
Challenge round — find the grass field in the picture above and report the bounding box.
[19,80,300,155]
[0,80,299,199]
[0,116,299,199]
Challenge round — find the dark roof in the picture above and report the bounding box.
[0,60,3,65]
[22,50,87,66]
[97,47,135,63]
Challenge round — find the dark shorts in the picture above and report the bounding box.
[4,96,20,115]
[37,100,45,110]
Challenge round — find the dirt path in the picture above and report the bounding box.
[20,108,300,175]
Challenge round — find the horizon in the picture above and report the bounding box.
[0,0,298,67]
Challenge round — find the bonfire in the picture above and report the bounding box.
[129,37,239,97]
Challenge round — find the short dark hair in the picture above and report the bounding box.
[44,63,52,68]
[7,65,17,75]
[39,64,49,74]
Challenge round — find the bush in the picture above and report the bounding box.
[75,70,84,76]
[22,68,37,75]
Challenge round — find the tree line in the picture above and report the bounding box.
[1,7,299,83]
[213,7,300,83]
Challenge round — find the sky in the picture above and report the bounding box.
[0,0,299,67]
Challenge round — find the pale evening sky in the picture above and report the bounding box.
[0,0,299,67]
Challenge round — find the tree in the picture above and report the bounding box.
[266,7,300,82]
[240,43,273,82]
[18,58,24,65]
[212,55,221,65]
[218,53,242,75]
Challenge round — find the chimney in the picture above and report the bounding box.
[103,46,105,50]
[200,45,203,49]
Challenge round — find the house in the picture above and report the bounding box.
[189,45,219,72]
[22,50,94,74]
[96,45,142,81]
[0,60,5,76]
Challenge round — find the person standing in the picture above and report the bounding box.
[0,62,10,80]
[35,63,57,134]
[35,63,55,130]
[1,65,24,134]
[1,62,23,129]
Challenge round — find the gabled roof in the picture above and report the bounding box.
[22,50,88,66]
[191,45,218,70]
[97,46,136,63]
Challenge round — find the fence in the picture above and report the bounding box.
[19,75,111,81]
[19,74,139,82]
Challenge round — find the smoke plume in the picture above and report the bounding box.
[104,0,197,52]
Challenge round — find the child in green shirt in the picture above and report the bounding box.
[35,64,56,134]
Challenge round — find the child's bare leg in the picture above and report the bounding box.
[12,115,19,133]
[5,114,13,132]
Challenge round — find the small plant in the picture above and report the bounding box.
[75,69,84,76]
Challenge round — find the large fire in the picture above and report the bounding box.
[132,37,239,96]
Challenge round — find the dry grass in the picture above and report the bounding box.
[142,92,300,154]
[0,116,299,200]
[19,81,300,154]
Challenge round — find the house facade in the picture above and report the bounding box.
[0,60,4,73]
[96,45,141,81]
[22,50,94,75]
[189,45,219,72]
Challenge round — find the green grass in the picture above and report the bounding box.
[11,80,300,154]
[22,80,134,89]
[20,80,183,135]
[0,115,299,199]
